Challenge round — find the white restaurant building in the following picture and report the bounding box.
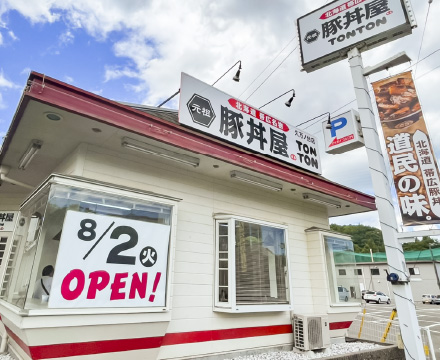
[0,72,376,360]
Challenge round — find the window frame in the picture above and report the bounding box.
[214,214,292,313]
[370,268,380,276]
[409,267,420,275]
[321,232,361,307]
[0,174,179,316]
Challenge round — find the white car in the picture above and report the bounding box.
[338,286,350,302]
[364,291,391,304]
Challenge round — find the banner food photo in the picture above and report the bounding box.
[372,71,440,225]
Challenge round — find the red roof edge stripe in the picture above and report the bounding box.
[23,72,375,210]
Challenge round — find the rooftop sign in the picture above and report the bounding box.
[297,0,415,72]
[179,73,322,174]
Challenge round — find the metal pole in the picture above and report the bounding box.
[348,47,425,360]
[429,244,440,289]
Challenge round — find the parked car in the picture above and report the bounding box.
[361,289,369,299]
[338,286,350,302]
[422,294,440,304]
[364,291,391,304]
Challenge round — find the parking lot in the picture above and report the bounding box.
[362,302,440,359]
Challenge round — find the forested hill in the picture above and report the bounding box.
[329,224,438,253]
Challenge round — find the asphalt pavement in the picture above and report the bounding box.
[363,302,440,359]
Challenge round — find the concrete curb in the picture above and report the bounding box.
[322,345,404,360]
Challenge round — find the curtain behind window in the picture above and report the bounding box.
[235,221,287,305]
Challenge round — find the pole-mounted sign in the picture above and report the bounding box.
[297,0,416,72]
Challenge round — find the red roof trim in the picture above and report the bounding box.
[20,72,374,209]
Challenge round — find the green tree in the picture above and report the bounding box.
[402,236,439,251]
[330,224,439,253]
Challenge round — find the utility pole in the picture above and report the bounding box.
[348,47,425,359]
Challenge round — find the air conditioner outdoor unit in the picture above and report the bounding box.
[293,314,330,351]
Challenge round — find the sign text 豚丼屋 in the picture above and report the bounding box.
[179,73,321,174]
[297,0,413,72]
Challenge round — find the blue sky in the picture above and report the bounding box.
[1,0,440,230]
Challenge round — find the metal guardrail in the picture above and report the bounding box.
[347,310,437,360]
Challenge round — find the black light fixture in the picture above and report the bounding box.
[232,61,242,82]
[259,89,295,109]
[284,90,296,107]
[325,113,332,129]
[297,111,331,128]
[158,60,243,108]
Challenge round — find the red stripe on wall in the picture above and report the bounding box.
[30,336,163,360]
[329,321,352,330]
[4,326,33,358]
[3,322,345,359]
[162,324,293,346]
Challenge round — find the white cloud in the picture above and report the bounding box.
[64,75,74,83]
[104,65,139,83]
[0,69,19,89]
[59,30,74,45]
[8,30,17,41]
[20,67,31,76]
[0,32,3,45]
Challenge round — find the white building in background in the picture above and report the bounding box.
[0,72,377,360]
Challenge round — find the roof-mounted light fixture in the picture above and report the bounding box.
[121,137,200,167]
[157,60,243,108]
[232,60,242,82]
[18,139,43,170]
[259,89,295,109]
[303,193,341,208]
[297,111,331,128]
[230,170,283,192]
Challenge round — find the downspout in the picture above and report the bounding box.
[0,333,8,353]
[0,166,33,189]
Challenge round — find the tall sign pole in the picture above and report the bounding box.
[348,47,425,359]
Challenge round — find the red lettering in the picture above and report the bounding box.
[110,272,128,300]
[87,271,110,299]
[61,269,85,300]
[129,273,148,299]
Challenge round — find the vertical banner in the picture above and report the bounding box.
[50,211,171,308]
[372,71,440,225]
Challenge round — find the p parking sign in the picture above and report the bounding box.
[323,109,364,154]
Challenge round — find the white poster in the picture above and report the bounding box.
[50,211,171,308]
[297,0,413,72]
[179,73,321,174]
[0,211,18,232]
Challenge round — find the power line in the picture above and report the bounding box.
[414,0,432,77]
[239,36,297,98]
[244,46,298,102]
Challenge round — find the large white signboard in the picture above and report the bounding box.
[179,73,322,174]
[50,211,171,308]
[297,0,414,72]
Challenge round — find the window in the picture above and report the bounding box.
[324,235,360,304]
[215,216,291,312]
[0,237,7,265]
[355,269,362,275]
[409,267,420,275]
[370,268,380,275]
[2,176,174,311]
